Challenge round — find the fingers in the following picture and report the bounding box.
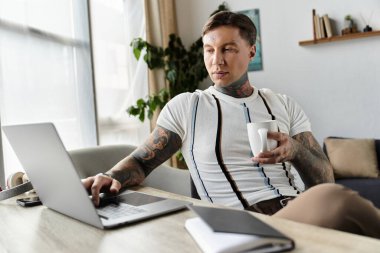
[267,132,289,142]
[252,131,293,164]
[252,148,288,164]
[267,131,282,141]
[110,179,122,193]
[81,174,122,206]
[252,151,277,164]
[88,174,114,206]
[91,175,111,206]
[81,177,95,191]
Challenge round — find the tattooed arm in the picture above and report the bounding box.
[289,132,334,187]
[82,126,182,205]
[252,131,334,188]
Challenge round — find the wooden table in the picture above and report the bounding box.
[0,186,379,253]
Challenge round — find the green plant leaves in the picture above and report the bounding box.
[166,69,177,83]
[127,32,208,122]
[127,89,170,122]
[130,38,165,69]
[127,3,229,122]
[130,38,146,59]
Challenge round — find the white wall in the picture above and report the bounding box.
[175,0,380,144]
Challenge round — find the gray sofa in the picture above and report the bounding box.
[323,137,380,208]
[192,137,380,206]
[69,142,380,209]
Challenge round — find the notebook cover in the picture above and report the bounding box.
[188,205,293,240]
[185,217,294,253]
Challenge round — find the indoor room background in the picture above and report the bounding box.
[0,0,379,187]
[176,0,380,144]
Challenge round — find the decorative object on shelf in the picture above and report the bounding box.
[364,25,373,32]
[345,15,354,28]
[342,15,358,35]
[360,11,374,32]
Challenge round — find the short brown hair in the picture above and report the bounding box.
[202,11,257,46]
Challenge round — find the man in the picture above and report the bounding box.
[83,11,380,238]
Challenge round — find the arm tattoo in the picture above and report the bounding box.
[131,126,182,176]
[291,132,334,188]
[108,164,145,188]
[106,126,182,187]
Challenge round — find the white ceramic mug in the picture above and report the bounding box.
[247,120,278,156]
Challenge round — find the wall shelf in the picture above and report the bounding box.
[299,30,380,46]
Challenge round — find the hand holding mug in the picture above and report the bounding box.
[250,130,298,165]
[247,120,278,157]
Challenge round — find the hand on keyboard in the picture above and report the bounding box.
[98,194,119,208]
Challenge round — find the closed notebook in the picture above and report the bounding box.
[185,205,294,253]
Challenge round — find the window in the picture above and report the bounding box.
[90,0,149,146]
[0,0,97,186]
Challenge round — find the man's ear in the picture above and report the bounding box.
[250,45,256,59]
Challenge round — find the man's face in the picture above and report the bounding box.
[203,26,256,88]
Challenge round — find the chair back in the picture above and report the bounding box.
[69,145,134,178]
[68,144,191,197]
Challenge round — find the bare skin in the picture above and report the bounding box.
[82,126,181,206]
[215,72,253,98]
[82,24,334,206]
[252,131,334,188]
[203,26,255,97]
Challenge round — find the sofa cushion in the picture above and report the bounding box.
[324,138,379,179]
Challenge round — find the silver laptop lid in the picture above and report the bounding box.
[2,123,103,228]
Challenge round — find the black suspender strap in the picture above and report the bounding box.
[257,90,298,193]
[258,90,276,120]
[212,94,249,209]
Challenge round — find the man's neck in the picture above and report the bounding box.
[214,72,254,98]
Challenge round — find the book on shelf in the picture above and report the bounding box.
[314,14,321,39]
[185,205,294,253]
[319,16,326,38]
[312,9,317,40]
[322,14,333,38]
[312,10,335,40]
[329,18,337,37]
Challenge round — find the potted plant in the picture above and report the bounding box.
[342,14,358,35]
[127,3,229,122]
[345,15,354,29]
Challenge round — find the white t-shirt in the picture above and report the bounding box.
[157,86,311,209]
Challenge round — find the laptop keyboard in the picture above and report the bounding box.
[97,203,146,219]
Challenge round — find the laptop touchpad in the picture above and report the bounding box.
[117,192,165,206]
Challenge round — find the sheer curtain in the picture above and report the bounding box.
[0,0,97,187]
[144,0,178,130]
[144,0,181,166]
[91,0,150,146]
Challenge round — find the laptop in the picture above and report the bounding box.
[2,122,191,229]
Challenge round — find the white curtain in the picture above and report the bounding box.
[91,0,150,146]
[0,0,97,184]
